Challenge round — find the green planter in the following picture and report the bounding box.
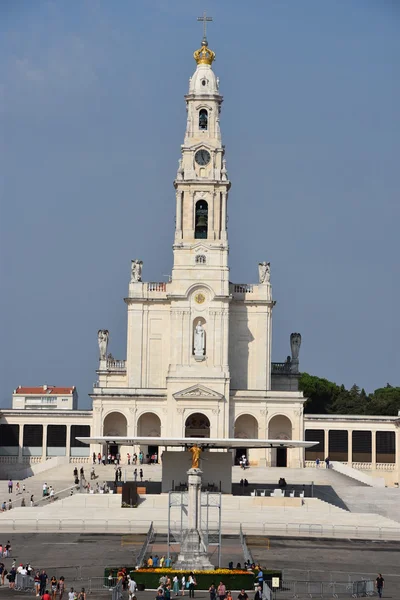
[104,569,281,591]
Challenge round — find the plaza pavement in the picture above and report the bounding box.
[1,464,399,540]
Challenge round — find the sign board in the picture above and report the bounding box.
[271,577,280,588]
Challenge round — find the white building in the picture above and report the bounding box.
[12,385,78,410]
[0,32,399,485]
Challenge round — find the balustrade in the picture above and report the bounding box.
[233,284,253,293]
[147,282,167,292]
[106,359,126,371]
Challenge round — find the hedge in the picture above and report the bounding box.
[104,569,282,590]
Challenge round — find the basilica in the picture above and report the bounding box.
[93,31,305,469]
[0,29,398,485]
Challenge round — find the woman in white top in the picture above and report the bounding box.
[181,576,186,596]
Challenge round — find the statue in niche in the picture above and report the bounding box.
[131,259,143,282]
[258,261,270,284]
[194,322,205,357]
[189,444,202,469]
[290,333,302,360]
[97,330,109,361]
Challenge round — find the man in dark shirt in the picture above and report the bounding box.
[39,570,48,595]
[254,585,262,600]
[376,574,384,598]
[237,589,248,600]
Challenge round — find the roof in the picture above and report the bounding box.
[76,436,318,449]
[14,386,75,395]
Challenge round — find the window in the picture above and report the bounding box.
[201,79,207,87]
[195,255,206,264]
[195,200,208,239]
[199,109,208,130]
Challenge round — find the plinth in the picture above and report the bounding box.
[174,468,214,571]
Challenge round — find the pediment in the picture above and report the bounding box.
[174,384,223,401]
[191,243,209,252]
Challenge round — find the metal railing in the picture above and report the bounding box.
[136,521,155,567]
[239,523,254,565]
[269,579,374,597]
[2,518,399,540]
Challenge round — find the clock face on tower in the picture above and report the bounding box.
[195,149,211,166]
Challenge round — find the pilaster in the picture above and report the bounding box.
[348,429,353,465]
[371,430,376,469]
[42,424,48,461]
[18,424,24,461]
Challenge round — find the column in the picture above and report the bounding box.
[221,192,227,240]
[175,190,182,236]
[42,425,48,461]
[66,425,71,460]
[208,191,214,239]
[189,190,195,237]
[18,424,24,461]
[371,430,376,469]
[324,429,329,463]
[348,430,353,466]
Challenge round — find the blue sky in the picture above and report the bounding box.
[1,0,399,408]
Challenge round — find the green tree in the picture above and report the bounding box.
[299,373,340,414]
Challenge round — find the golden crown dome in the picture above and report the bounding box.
[194,42,216,66]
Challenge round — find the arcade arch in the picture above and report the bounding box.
[185,412,210,438]
[268,414,292,467]
[234,414,259,464]
[102,411,128,458]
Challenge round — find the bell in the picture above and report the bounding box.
[196,215,207,227]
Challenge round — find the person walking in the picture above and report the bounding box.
[140,469,143,482]
[50,576,58,599]
[7,480,12,494]
[325,456,330,469]
[376,574,384,598]
[33,571,40,596]
[217,581,226,600]
[39,570,48,596]
[173,575,180,596]
[58,576,65,600]
[133,469,138,482]
[316,457,320,468]
[181,575,186,596]
[209,583,217,600]
[68,588,75,600]
[188,573,196,599]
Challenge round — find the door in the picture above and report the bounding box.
[108,444,118,457]
[276,447,287,467]
[148,445,159,463]
[235,448,247,465]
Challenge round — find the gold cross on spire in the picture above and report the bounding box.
[197,11,213,45]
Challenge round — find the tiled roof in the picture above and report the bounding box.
[14,386,75,395]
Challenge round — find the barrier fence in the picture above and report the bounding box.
[14,574,374,598]
[3,518,399,539]
[269,579,374,598]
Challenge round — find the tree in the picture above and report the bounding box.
[299,373,399,416]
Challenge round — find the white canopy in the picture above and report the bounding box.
[77,435,318,449]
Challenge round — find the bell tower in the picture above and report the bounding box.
[171,19,231,298]
[167,19,231,435]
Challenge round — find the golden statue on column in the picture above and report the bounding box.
[189,444,202,469]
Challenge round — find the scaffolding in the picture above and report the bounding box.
[167,491,222,567]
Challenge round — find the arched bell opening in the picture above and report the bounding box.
[195,200,208,239]
[199,108,208,130]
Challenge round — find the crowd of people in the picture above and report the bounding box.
[92,450,159,466]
